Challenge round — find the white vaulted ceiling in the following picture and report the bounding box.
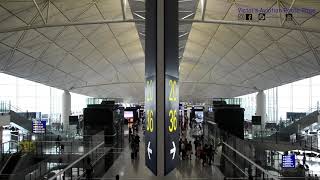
[0,0,144,101]
[0,0,320,102]
[180,0,320,101]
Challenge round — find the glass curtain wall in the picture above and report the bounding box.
[0,73,89,123]
[238,74,320,123]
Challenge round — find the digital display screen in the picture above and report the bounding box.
[282,155,296,168]
[252,116,262,125]
[124,111,134,118]
[69,116,79,125]
[32,120,46,133]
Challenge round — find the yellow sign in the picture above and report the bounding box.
[146,110,154,132]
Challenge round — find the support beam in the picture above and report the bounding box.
[181,19,320,33]
[278,1,320,66]
[280,0,296,26]
[1,19,320,34]
[301,31,320,66]
[120,0,127,20]
[276,0,283,26]
[201,0,207,21]
[46,0,50,24]
[70,82,144,89]
[62,90,71,130]
[32,0,46,24]
[0,19,143,34]
[256,90,266,129]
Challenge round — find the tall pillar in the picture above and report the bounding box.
[256,90,266,129]
[62,90,71,130]
[145,0,179,176]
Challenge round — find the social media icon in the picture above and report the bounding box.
[258,13,265,20]
[246,14,253,20]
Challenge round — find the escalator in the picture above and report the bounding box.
[268,110,319,141]
[9,110,32,132]
[0,152,21,179]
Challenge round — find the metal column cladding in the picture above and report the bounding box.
[164,0,179,176]
[145,0,178,176]
[145,0,157,175]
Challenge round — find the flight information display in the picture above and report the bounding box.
[282,155,296,168]
[32,120,46,133]
[124,111,134,119]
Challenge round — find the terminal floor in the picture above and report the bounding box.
[102,129,224,180]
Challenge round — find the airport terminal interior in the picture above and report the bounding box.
[1,0,320,179]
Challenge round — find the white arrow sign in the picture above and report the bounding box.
[147,141,152,160]
[170,141,176,160]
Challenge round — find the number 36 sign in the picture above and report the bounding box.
[165,75,179,175]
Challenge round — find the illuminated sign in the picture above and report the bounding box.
[165,76,179,175]
[145,0,178,175]
[282,155,296,168]
[145,76,157,175]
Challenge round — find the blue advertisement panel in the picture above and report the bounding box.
[32,120,46,133]
[282,155,296,168]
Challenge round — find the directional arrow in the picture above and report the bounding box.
[170,141,176,160]
[147,141,152,160]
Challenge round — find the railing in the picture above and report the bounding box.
[0,141,19,155]
[217,129,279,180]
[0,133,117,155]
[250,130,320,152]
[48,141,105,180]
[15,160,67,180]
[204,117,320,179]
[0,132,122,179]
[46,131,122,180]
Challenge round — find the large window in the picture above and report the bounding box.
[238,74,320,123]
[0,73,90,123]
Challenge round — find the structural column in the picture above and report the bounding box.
[145,0,179,176]
[256,90,266,129]
[62,90,71,130]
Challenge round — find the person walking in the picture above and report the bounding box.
[56,135,61,152]
[196,143,201,159]
[187,141,192,159]
[85,157,93,180]
[181,140,186,160]
[129,127,132,142]
[201,145,207,166]
[303,153,306,166]
[179,138,182,157]
[208,145,214,165]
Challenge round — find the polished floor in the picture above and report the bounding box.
[102,128,225,180]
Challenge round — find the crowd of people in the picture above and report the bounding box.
[179,137,216,166]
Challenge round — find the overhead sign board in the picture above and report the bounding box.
[282,155,296,168]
